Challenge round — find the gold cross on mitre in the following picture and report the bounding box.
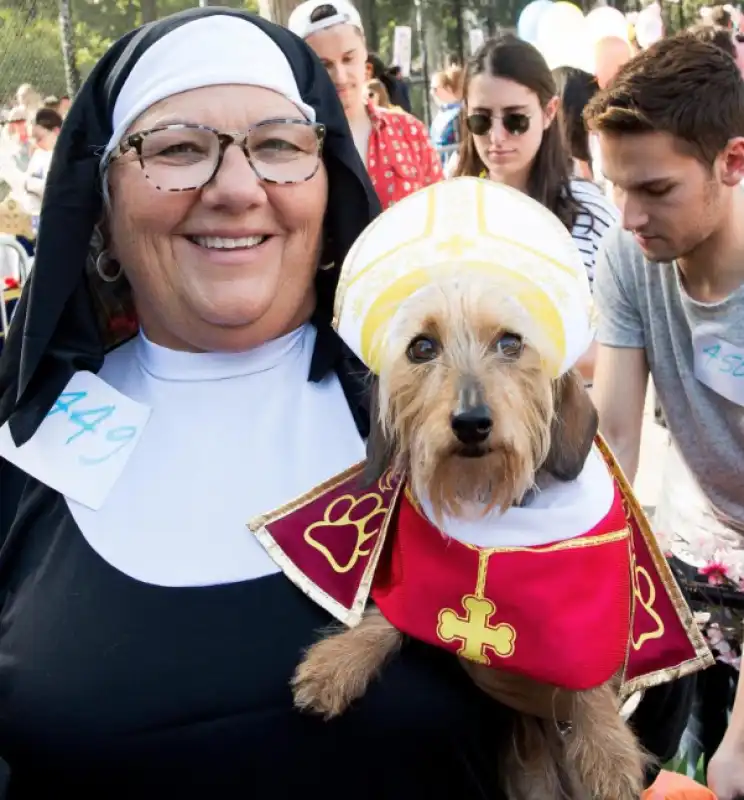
[435,234,476,259]
[437,595,516,665]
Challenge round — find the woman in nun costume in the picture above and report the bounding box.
[0,8,693,798]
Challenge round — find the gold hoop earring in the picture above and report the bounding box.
[95,250,122,283]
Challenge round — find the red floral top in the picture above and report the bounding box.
[365,102,443,210]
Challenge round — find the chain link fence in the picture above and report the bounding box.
[0,0,68,108]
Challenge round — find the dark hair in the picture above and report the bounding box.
[552,66,599,165]
[309,3,340,23]
[33,107,63,131]
[366,52,386,80]
[584,32,744,166]
[367,52,401,107]
[688,23,737,60]
[454,33,581,232]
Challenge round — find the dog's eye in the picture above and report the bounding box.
[407,335,440,363]
[493,333,523,359]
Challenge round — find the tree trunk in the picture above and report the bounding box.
[140,0,158,24]
[357,0,378,52]
[257,0,305,27]
[57,0,80,97]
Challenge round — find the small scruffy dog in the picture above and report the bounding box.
[292,278,647,800]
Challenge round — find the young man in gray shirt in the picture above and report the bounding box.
[585,33,744,799]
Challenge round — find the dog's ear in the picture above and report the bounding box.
[542,368,598,482]
[363,377,398,486]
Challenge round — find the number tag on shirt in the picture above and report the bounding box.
[0,370,151,510]
[693,332,744,407]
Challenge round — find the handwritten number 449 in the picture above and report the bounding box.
[702,344,744,377]
[46,390,137,464]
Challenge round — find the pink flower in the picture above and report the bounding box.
[699,559,730,585]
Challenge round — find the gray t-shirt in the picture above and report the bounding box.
[594,226,744,568]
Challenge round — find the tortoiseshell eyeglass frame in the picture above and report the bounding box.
[106,118,327,191]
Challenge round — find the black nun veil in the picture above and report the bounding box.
[0,7,380,447]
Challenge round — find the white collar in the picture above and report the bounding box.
[135,325,307,382]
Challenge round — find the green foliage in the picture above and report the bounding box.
[0,0,719,110]
[0,0,260,103]
[663,750,708,785]
[373,0,526,70]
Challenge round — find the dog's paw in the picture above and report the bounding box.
[291,662,350,719]
[291,637,370,719]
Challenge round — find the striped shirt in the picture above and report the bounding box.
[569,179,619,287]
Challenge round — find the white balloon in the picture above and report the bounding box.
[586,6,629,44]
[536,2,593,72]
[518,0,554,45]
[635,4,663,49]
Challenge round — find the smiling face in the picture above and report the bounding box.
[466,73,557,190]
[305,24,367,117]
[106,84,328,352]
[597,130,739,262]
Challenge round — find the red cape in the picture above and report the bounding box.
[249,437,712,698]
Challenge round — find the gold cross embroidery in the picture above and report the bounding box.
[436,547,516,665]
[438,595,516,665]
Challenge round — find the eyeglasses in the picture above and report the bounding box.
[466,111,531,137]
[107,119,326,192]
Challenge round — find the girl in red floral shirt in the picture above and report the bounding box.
[288,0,442,209]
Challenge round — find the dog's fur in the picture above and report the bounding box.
[292,279,647,799]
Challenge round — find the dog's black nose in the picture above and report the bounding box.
[451,406,493,445]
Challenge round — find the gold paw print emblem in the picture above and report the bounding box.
[438,595,516,665]
[303,493,386,574]
[377,470,396,493]
[631,554,665,650]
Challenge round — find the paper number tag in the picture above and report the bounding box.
[0,371,151,510]
[693,332,744,408]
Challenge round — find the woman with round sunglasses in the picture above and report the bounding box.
[453,34,618,291]
[453,34,618,383]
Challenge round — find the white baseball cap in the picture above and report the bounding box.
[288,0,363,40]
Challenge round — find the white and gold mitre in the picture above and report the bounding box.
[333,177,594,378]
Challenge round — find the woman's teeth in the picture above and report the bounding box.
[192,235,268,250]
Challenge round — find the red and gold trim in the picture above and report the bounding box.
[248,437,713,694]
[595,435,714,699]
[248,464,402,627]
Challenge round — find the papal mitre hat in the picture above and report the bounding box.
[333,177,595,378]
